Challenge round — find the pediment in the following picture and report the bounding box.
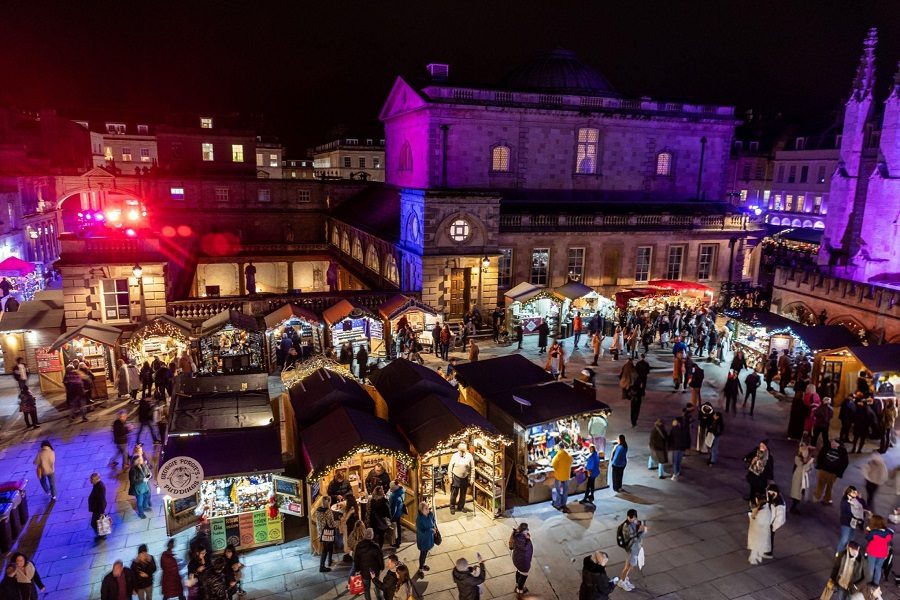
[81,166,116,178]
[379,77,428,121]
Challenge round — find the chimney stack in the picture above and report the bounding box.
[427,63,449,82]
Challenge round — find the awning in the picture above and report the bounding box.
[772,227,824,245]
[0,256,36,277]
[0,290,64,332]
[377,294,437,322]
[615,288,668,309]
[50,319,122,351]
[393,393,506,454]
[453,355,553,398]
[725,308,798,331]
[504,282,541,302]
[200,309,262,336]
[648,280,713,294]
[162,427,283,478]
[368,357,457,413]
[263,303,323,330]
[846,344,900,373]
[300,406,414,480]
[486,381,610,428]
[169,390,275,432]
[322,299,375,326]
[289,368,375,427]
[555,280,594,300]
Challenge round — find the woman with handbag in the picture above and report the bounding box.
[315,496,338,572]
[415,501,437,578]
[395,564,421,600]
[837,486,867,554]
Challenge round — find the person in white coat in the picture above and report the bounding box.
[588,413,608,455]
[789,443,815,513]
[126,361,140,402]
[747,494,772,565]
[862,454,889,509]
[765,484,786,558]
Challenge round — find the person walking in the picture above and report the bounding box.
[610,435,628,493]
[18,388,39,430]
[537,320,550,354]
[111,409,131,470]
[131,544,157,600]
[136,396,159,445]
[11,553,45,599]
[440,324,451,360]
[743,370,761,416]
[510,523,533,595]
[127,361,140,402]
[837,486,866,553]
[590,332,604,366]
[864,515,894,585]
[100,560,135,600]
[863,454,889,509]
[668,417,689,480]
[777,349,792,394]
[744,441,773,500]
[371,554,401,600]
[551,441,573,512]
[688,363,704,408]
[128,455,151,519]
[723,371,743,415]
[33,440,56,500]
[579,551,615,599]
[648,420,668,479]
[811,398,834,448]
[387,481,405,548]
[88,472,107,538]
[766,484,786,558]
[580,444,600,503]
[160,539,185,600]
[64,365,88,422]
[616,509,645,591]
[452,555,487,600]
[815,439,850,505]
[826,542,865,600]
[514,322,524,350]
[619,357,637,401]
[609,325,623,360]
[697,402,714,453]
[764,351,778,392]
[414,501,437,578]
[448,442,474,514]
[879,398,897,454]
[747,495,772,565]
[315,495,337,572]
[706,410,725,467]
[353,529,384,600]
[850,398,876,454]
[13,357,29,392]
[114,358,130,400]
[572,313,583,349]
[789,444,814,513]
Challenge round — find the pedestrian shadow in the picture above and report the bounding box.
[609,486,657,505]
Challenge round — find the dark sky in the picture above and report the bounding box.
[3,2,900,154]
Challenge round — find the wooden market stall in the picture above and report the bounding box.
[50,320,123,398]
[264,303,326,371]
[0,290,64,391]
[813,344,900,403]
[647,279,715,305]
[127,314,193,368]
[322,299,385,361]
[377,294,439,357]
[198,310,265,375]
[505,284,566,337]
[555,280,615,339]
[0,256,44,303]
[367,357,458,414]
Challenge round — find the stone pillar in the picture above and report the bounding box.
[238,262,246,296]
[287,262,294,292]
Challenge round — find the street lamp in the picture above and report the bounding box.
[132,264,143,279]
[481,256,490,272]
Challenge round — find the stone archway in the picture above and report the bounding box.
[827,315,867,341]
[782,301,816,325]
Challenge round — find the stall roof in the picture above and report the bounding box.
[518,288,565,304]
[50,319,122,351]
[794,324,861,352]
[263,303,323,330]
[200,310,262,336]
[453,355,553,398]
[648,280,713,293]
[169,390,274,432]
[174,373,270,396]
[393,393,504,454]
[0,256,36,276]
[368,358,457,413]
[300,406,414,480]
[726,308,798,331]
[0,290,64,332]
[132,314,193,339]
[845,344,900,373]
[487,381,610,428]
[322,299,374,326]
[163,427,283,478]
[555,280,595,300]
[504,282,540,302]
[289,368,375,427]
[377,294,437,321]
[615,287,668,309]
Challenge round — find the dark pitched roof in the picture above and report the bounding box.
[368,358,457,414]
[162,426,282,478]
[288,368,375,428]
[393,394,501,453]
[174,373,270,396]
[453,355,554,397]
[794,325,861,352]
[200,310,262,336]
[486,381,610,428]
[331,185,401,242]
[169,390,274,432]
[848,344,900,373]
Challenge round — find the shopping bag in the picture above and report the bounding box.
[705,432,716,448]
[348,574,364,595]
[96,514,112,536]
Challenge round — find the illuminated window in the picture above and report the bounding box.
[813,195,823,214]
[666,246,684,280]
[385,256,399,284]
[358,157,367,168]
[491,145,511,172]
[231,145,244,162]
[530,248,550,285]
[298,190,311,203]
[576,128,599,174]
[763,190,771,203]
[256,153,264,167]
[635,247,652,282]
[258,188,271,203]
[137,124,149,134]
[352,237,364,262]
[498,248,513,288]
[140,148,151,162]
[170,187,185,201]
[567,248,585,282]
[399,141,413,172]
[341,233,350,254]
[773,194,783,211]
[365,245,380,272]
[101,279,130,322]
[106,123,126,134]
[785,195,794,212]
[104,147,113,161]
[655,151,673,176]
[343,157,352,168]
[215,187,229,202]
[269,154,278,167]
[331,227,340,247]
[202,143,214,161]
[200,117,213,129]
[796,195,805,213]
[448,219,470,243]
[373,157,382,169]
[739,189,748,203]
[697,244,716,280]
[121,148,132,162]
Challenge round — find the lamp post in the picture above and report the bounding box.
[133,264,146,323]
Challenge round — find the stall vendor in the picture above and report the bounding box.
[328,472,352,502]
[365,462,391,495]
[448,443,475,514]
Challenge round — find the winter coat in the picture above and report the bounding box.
[452,564,487,600]
[127,365,140,391]
[511,531,533,574]
[388,486,405,521]
[747,504,772,554]
[138,399,154,424]
[584,451,600,477]
[537,323,550,347]
[865,528,894,559]
[113,419,129,445]
[790,454,814,501]
[100,568,135,600]
[816,443,849,477]
[326,478,351,502]
[116,365,130,396]
[578,555,611,600]
[33,447,55,476]
[813,403,834,429]
[368,497,391,532]
[88,481,107,515]
[128,463,149,496]
[649,425,668,464]
[829,550,865,590]
[551,448,573,482]
[610,443,627,468]
[130,556,157,590]
[353,539,384,578]
[669,422,690,452]
[314,506,336,540]
[160,549,183,598]
[415,510,436,553]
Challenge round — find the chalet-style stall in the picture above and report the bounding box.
[198,310,265,375]
[263,303,325,370]
[813,344,900,402]
[322,299,385,361]
[50,320,123,399]
[0,290,65,392]
[377,294,439,357]
[127,314,193,367]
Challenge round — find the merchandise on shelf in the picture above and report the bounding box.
[201,474,274,518]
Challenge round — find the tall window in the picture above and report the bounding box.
[269,154,278,167]
[101,279,130,322]
[256,153,264,166]
[358,157,367,168]
[200,117,213,129]
[530,248,549,285]
[399,141,413,172]
[796,195,805,213]
[140,148,151,162]
[331,227,340,247]
[785,194,794,212]
[813,195,823,214]
[655,151,673,176]
[373,157,382,169]
[575,128,599,174]
[365,245,380,272]
[788,166,796,183]
[121,148,132,161]
[104,146,113,161]
[215,187,229,203]
[773,194,783,211]
[635,247,652,282]
[697,244,716,281]
[800,165,808,183]
[385,256,399,284]
[567,248,585,282]
[231,144,244,162]
[202,143,214,161]
[739,189,748,203]
[258,188,271,203]
[498,248,513,288]
[341,233,350,254]
[352,237,363,262]
[817,165,827,183]
[491,145,511,172]
[776,165,784,183]
[343,156,352,168]
[666,246,684,280]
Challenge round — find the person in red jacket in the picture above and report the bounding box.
[160,538,185,600]
[865,515,894,586]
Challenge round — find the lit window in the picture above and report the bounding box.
[343,156,352,168]
[666,246,684,280]
[104,147,113,161]
[399,141,413,172]
[530,248,550,285]
[202,143,214,161]
[170,187,185,201]
[101,279,130,321]
[448,219,470,242]
[200,117,213,129]
[256,153,264,167]
[359,157,366,168]
[797,195,806,213]
[140,148,151,162]
[269,154,278,168]
[498,248,513,288]
[352,237,364,262]
[231,144,244,162]
[567,248,585,282]
[813,195,823,214]
[763,190,771,202]
[491,146,511,172]
[385,256,399,284]
[365,245,380,272]
[341,233,350,254]
[576,128,599,174]
[739,189,748,203]
[137,124,149,134]
[655,151,673,176]
[298,190,311,203]
[121,148,132,162]
[697,245,716,280]
[773,194,783,211]
[215,187,229,203]
[785,195,794,212]
[331,227,340,247]
[258,188,271,202]
[635,247,652,282]
[373,157,382,169]
[106,123,126,134]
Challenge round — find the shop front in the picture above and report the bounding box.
[505,284,565,337]
[0,290,64,388]
[555,280,615,338]
[50,320,123,398]
[647,279,715,306]
[127,314,193,368]
[813,344,899,403]
[198,310,265,375]
[377,294,439,357]
[264,303,325,371]
[322,299,385,361]
[0,256,44,304]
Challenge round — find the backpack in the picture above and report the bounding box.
[616,521,628,549]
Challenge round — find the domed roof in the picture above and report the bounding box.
[499,48,618,96]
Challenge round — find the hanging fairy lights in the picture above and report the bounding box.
[423,426,512,459]
[281,355,353,388]
[308,444,416,482]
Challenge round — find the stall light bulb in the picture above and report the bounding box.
[128,209,139,221]
[95,212,105,222]
[84,213,92,220]
[106,209,121,222]
[125,228,137,237]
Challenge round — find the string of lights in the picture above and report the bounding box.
[126,318,190,355]
[281,355,353,388]
[308,444,417,482]
[422,426,512,459]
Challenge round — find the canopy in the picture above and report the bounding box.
[50,319,122,350]
[555,280,594,300]
[162,427,283,478]
[169,390,274,432]
[504,282,541,302]
[844,344,900,374]
[200,310,262,336]
[453,355,553,398]
[263,303,323,330]
[793,324,861,353]
[0,290,64,332]
[0,256,36,277]
[377,294,437,322]
[648,280,713,293]
[322,299,374,326]
[131,314,192,342]
[487,381,610,428]
[289,368,375,427]
[726,308,798,331]
[519,288,565,305]
[393,393,505,454]
[300,406,414,480]
[615,288,667,309]
[368,358,457,413]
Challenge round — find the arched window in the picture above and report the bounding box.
[385,256,399,284]
[769,217,780,226]
[491,145,510,172]
[341,233,350,254]
[399,141,413,172]
[813,220,825,229]
[656,151,673,176]
[791,218,802,227]
[331,226,340,247]
[365,245,380,273]
[802,219,813,228]
[351,237,364,262]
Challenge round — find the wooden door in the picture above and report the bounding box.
[449,268,470,318]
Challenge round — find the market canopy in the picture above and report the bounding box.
[200,309,262,336]
[289,368,375,427]
[263,303,323,330]
[453,355,553,398]
[50,319,122,351]
[504,282,541,302]
[377,294,437,322]
[0,256,36,277]
[0,290,64,332]
[393,393,506,454]
[648,280,713,294]
[368,357,457,413]
[793,324,861,352]
[844,344,900,373]
[726,308,798,331]
[518,287,565,305]
[555,280,595,300]
[162,426,283,478]
[299,406,414,481]
[615,287,668,309]
[322,299,375,326]
[487,381,610,428]
[169,389,274,432]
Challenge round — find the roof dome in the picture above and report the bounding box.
[499,48,618,96]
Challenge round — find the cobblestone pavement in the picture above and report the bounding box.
[1,335,898,599]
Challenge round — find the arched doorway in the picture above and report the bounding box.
[57,189,147,234]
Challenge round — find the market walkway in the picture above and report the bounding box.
[0,334,897,599]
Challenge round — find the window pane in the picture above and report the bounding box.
[656,152,672,176]
[530,248,549,285]
[231,144,244,162]
[498,248,513,288]
[492,146,510,172]
[202,143,214,161]
[666,247,683,280]
[697,245,716,280]
[635,247,652,282]
[567,248,584,282]
[575,129,598,174]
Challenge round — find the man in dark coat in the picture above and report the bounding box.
[579,551,614,600]
[352,529,384,600]
[355,344,369,380]
[814,439,849,505]
[537,320,550,354]
[850,399,876,454]
[453,556,487,600]
[88,473,107,537]
[743,370,761,416]
[100,561,135,600]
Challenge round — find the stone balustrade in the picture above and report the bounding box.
[498,212,752,232]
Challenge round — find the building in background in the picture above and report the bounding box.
[255,138,283,179]
[312,135,385,181]
[282,158,315,179]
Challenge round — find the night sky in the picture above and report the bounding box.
[3,2,900,154]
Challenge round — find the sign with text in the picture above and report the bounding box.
[157,456,204,499]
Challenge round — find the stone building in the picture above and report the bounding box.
[312,135,385,181]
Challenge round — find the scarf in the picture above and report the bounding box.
[749,450,768,476]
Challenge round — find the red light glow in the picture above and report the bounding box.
[177,225,192,237]
[128,209,140,221]
[161,226,176,238]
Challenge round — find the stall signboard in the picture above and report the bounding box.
[210,510,283,551]
[370,320,383,341]
[157,457,205,499]
[36,348,61,373]
[769,334,793,356]
[273,475,304,517]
